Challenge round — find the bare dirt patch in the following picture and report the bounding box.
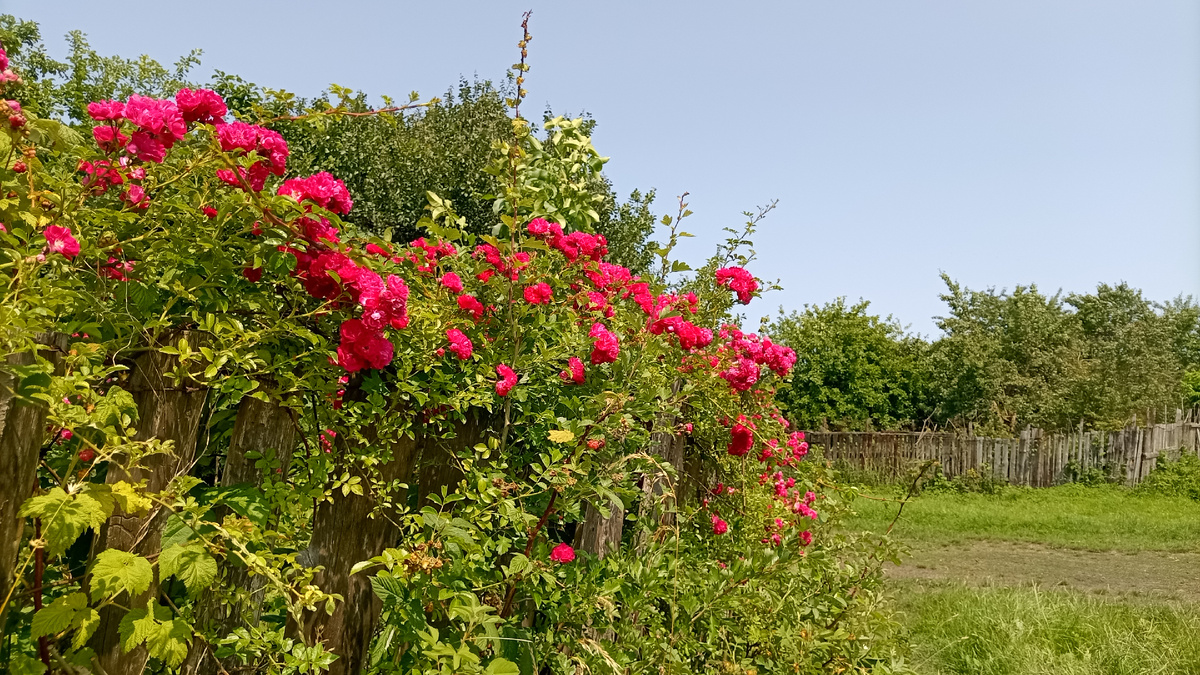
[888,540,1200,602]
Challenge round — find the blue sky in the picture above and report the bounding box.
[5,0,1198,335]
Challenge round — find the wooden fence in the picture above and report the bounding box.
[807,417,1200,487]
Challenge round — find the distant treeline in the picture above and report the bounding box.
[770,276,1200,436]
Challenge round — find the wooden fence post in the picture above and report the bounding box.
[297,430,421,675]
[182,394,298,675]
[0,333,69,632]
[90,332,211,675]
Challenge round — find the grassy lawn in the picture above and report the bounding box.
[842,483,1200,674]
[845,483,1200,552]
[895,580,1200,675]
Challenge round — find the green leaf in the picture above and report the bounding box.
[31,592,88,638]
[118,600,192,667]
[93,386,139,430]
[28,119,83,151]
[484,657,521,675]
[160,513,200,549]
[158,544,217,597]
[19,488,111,557]
[90,549,153,602]
[73,609,101,650]
[8,653,46,675]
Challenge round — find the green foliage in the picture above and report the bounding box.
[276,80,511,242]
[158,543,217,596]
[895,581,1200,675]
[1060,459,1117,487]
[773,275,1199,435]
[913,464,1008,496]
[772,298,929,430]
[1065,282,1184,428]
[89,549,154,602]
[930,276,1084,434]
[31,592,99,650]
[1137,453,1200,500]
[118,599,192,667]
[18,487,111,557]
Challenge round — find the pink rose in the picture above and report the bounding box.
[549,543,575,563]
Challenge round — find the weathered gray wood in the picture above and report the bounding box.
[183,394,297,675]
[297,430,421,675]
[575,499,624,558]
[808,412,1198,488]
[0,333,69,632]
[92,332,211,675]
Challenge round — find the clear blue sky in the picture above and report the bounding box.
[5,0,1198,335]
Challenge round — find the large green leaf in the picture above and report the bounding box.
[19,488,112,556]
[158,543,217,597]
[89,549,153,602]
[118,600,192,667]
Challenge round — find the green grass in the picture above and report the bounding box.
[845,484,1200,552]
[895,580,1200,675]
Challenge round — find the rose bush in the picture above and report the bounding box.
[0,26,908,675]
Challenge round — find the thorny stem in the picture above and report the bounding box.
[34,519,50,670]
[499,11,533,454]
[658,192,690,282]
[499,489,557,619]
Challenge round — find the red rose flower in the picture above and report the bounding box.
[446,329,473,360]
[549,543,575,563]
[588,322,619,365]
[523,282,553,305]
[711,513,729,535]
[495,364,517,396]
[558,356,585,385]
[727,421,753,457]
[440,272,464,293]
[43,225,80,259]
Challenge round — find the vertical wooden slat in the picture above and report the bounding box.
[0,333,69,631]
[92,333,211,675]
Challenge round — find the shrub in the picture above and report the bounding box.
[0,24,911,675]
[1137,453,1200,500]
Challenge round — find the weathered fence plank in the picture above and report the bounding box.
[809,415,1200,487]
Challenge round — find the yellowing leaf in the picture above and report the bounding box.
[547,430,575,444]
[110,481,153,515]
[19,488,110,557]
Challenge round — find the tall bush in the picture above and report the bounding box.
[0,24,906,675]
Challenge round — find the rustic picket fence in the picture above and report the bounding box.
[807,414,1200,487]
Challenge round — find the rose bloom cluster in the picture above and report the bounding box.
[0,45,21,86]
[706,403,815,547]
[74,86,405,374]
[715,266,760,304]
[714,326,797,392]
[34,82,807,491]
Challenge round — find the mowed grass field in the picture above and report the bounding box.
[844,483,1200,675]
[846,484,1200,552]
